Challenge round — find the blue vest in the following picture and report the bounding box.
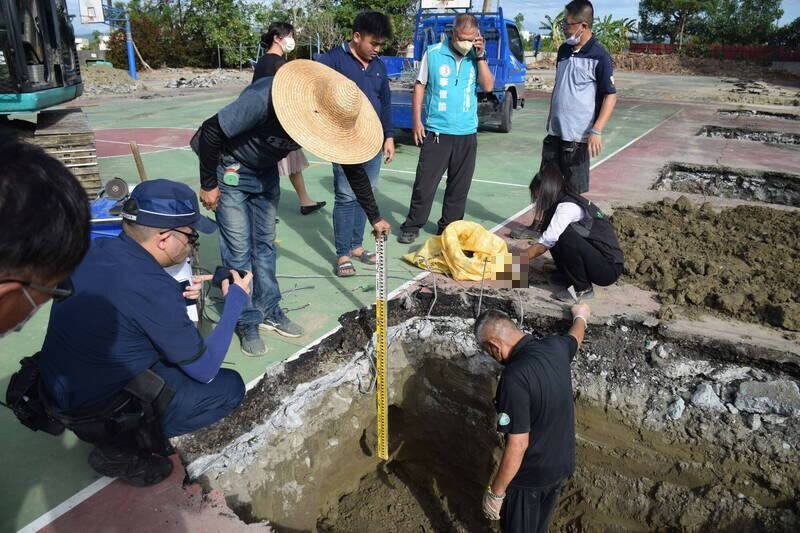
[423,39,478,135]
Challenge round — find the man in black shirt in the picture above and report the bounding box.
[474,303,591,532]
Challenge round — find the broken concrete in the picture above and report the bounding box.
[653,162,800,207]
[172,291,799,532]
[698,125,800,145]
[735,380,800,417]
[718,109,800,121]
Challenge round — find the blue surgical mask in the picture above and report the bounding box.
[0,287,42,338]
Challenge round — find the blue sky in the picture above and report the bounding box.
[68,0,800,36]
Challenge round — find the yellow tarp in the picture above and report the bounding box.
[402,220,511,281]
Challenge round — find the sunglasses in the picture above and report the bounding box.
[0,277,74,302]
[160,228,200,246]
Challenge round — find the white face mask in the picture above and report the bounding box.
[565,27,584,46]
[0,287,42,338]
[453,39,473,56]
[280,37,296,53]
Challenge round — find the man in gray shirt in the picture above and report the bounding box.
[513,0,617,240]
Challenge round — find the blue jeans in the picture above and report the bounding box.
[152,361,245,438]
[215,158,283,329]
[332,152,382,257]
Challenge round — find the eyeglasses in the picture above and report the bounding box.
[559,21,583,29]
[0,278,74,302]
[160,228,199,246]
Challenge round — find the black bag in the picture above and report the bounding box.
[5,354,65,436]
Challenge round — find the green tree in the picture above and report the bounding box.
[769,16,800,46]
[639,0,712,47]
[593,16,638,54]
[514,12,525,31]
[538,11,564,48]
[695,0,783,45]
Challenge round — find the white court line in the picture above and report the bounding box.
[21,111,679,533]
[95,139,192,151]
[94,126,198,131]
[308,160,528,188]
[17,477,115,533]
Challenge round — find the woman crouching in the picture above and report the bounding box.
[523,163,624,302]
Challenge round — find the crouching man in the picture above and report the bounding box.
[38,180,251,486]
[475,303,590,532]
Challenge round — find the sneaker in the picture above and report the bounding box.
[260,316,304,338]
[397,230,418,244]
[236,327,268,356]
[88,444,173,487]
[555,286,594,303]
[509,225,541,240]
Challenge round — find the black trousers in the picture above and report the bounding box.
[540,135,590,194]
[500,480,562,533]
[549,226,622,292]
[401,131,477,234]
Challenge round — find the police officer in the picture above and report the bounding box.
[0,138,89,337]
[474,303,590,532]
[39,180,251,486]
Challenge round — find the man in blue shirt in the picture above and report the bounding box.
[317,11,394,277]
[398,13,494,244]
[39,180,251,486]
[512,0,617,240]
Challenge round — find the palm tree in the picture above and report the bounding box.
[538,11,565,47]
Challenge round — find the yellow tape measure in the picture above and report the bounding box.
[375,234,389,460]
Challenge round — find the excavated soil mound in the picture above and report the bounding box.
[613,197,800,331]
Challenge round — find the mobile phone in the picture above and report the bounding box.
[212,266,248,288]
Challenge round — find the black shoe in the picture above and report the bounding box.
[397,230,418,244]
[89,444,174,487]
[300,201,326,215]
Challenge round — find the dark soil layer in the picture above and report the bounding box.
[613,197,800,331]
[317,465,456,533]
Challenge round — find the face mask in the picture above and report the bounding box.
[565,28,584,46]
[280,37,296,53]
[0,287,42,338]
[453,39,473,56]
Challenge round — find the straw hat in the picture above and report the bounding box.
[272,59,384,165]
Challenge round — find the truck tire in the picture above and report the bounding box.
[499,91,513,133]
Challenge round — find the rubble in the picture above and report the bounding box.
[691,382,727,412]
[735,380,800,416]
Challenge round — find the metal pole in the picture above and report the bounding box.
[316,33,320,56]
[125,13,137,80]
[482,0,492,13]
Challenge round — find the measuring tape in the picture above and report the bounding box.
[375,234,389,460]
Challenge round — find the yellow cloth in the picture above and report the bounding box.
[402,221,511,281]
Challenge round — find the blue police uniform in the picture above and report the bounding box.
[39,180,246,438]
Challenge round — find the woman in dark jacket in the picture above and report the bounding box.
[522,163,624,302]
[252,22,325,215]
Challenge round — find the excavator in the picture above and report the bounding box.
[0,0,101,196]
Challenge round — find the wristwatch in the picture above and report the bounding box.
[476,55,487,61]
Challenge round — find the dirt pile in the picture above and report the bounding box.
[164,70,249,89]
[81,64,143,96]
[613,52,799,81]
[612,197,800,330]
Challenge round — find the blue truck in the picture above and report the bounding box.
[384,6,527,133]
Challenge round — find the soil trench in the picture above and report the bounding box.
[175,292,799,532]
[652,163,800,207]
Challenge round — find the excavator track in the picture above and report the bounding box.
[31,109,101,198]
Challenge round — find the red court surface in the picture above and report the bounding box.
[94,128,194,158]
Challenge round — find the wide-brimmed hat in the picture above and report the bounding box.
[272,60,383,165]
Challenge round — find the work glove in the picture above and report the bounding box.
[482,489,504,520]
